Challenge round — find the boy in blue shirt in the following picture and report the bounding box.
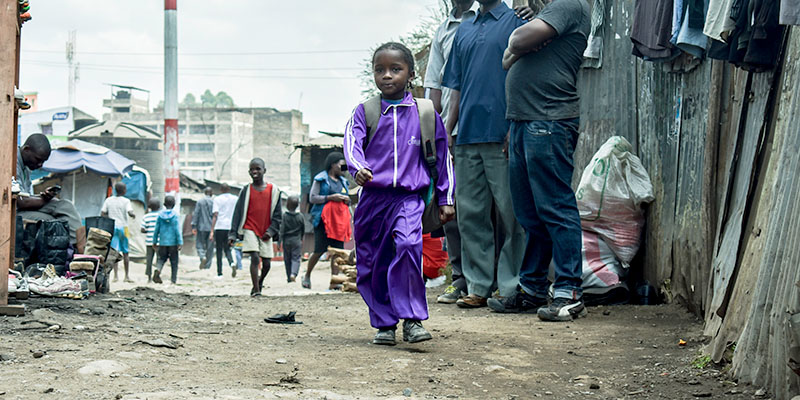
[140,198,161,282]
[152,196,183,284]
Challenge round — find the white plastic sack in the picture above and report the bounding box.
[576,136,654,263]
[580,230,627,292]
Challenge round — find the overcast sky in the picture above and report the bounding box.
[19,0,509,136]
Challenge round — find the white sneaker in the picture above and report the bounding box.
[425,275,446,288]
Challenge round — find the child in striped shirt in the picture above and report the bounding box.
[140,198,161,282]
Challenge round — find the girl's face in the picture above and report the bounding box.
[373,49,414,100]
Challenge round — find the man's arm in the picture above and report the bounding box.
[429,89,443,114]
[445,90,461,148]
[265,195,282,240]
[423,22,446,114]
[508,19,558,56]
[17,195,50,211]
[125,199,135,219]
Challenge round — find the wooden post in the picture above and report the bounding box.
[0,0,20,313]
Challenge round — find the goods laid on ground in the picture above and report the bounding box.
[8,220,120,305]
[328,247,358,293]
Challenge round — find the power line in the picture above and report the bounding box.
[22,59,361,72]
[21,48,369,56]
[21,61,360,80]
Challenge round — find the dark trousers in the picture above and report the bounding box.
[442,218,466,293]
[156,245,180,284]
[508,119,583,300]
[214,229,234,276]
[145,246,156,278]
[196,230,214,269]
[282,239,302,279]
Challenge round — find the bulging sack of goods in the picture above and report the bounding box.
[576,136,655,263]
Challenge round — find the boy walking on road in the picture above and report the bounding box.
[211,183,238,278]
[229,158,282,296]
[101,182,136,283]
[140,198,161,282]
[193,187,215,269]
[279,195,305,282]
[152,196,183,284]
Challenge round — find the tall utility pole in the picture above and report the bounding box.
[164,0,179,196]
[66,30,78,107]
[1,0,22,314]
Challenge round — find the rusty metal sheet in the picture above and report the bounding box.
[574,0,638,188]
[725,30,800,398]
[635,63,683,300]
[705,71,774,337]
[670,63,715,313]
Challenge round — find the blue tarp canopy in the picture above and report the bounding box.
[41,139,134,176]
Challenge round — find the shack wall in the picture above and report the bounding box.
[571,1,799,394]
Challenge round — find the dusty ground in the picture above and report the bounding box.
[0,256,763,399]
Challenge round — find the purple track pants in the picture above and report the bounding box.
[354,188,428,329]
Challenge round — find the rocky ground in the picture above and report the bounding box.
[0,256,769,399]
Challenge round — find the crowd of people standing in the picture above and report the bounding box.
[426,0,590,322]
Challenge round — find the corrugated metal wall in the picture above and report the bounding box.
[575,0,718,312]
[571,1,799,396]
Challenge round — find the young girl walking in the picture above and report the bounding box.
[345,42,455,345]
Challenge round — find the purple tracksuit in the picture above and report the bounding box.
[344,92,455,329]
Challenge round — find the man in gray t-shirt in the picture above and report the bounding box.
[487,0,589,322]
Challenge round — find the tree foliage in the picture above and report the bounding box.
[359,2,450,99]
[182,93,197,106]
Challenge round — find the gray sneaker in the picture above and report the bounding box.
[437,285,462,304]
[402,320,432,343]
[537,298,587,322]
[372,328,397,346]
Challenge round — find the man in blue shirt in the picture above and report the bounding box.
[442,0,526,308]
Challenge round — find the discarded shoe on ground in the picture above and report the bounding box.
[264,311,302,324]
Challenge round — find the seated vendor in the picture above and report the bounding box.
[16,133,83,248]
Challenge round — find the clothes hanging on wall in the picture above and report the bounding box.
[743,0,785,69]
[582,0,605,68]
[781,0,800,24]
[631,0,680,60]
[704,0,737,40]
[676,0,710,58]
[708,0,784,70]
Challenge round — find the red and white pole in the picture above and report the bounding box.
[164,0,179,195]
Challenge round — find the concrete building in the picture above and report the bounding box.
[100,87,308,192]
[17,106,97,144]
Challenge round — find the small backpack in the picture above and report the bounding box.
[362,95,443,234]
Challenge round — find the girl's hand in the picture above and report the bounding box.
[439,205,456,224]
[514,5,536,20]
[328,194,350,203]
[355,168,373,186]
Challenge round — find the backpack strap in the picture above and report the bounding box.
[415,97,438,179]
[362,95,382,149]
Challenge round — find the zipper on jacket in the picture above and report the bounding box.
[392,106,398,188]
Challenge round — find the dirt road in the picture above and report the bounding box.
[0,257,759,399]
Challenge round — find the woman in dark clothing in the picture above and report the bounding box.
[303,151,350,289]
